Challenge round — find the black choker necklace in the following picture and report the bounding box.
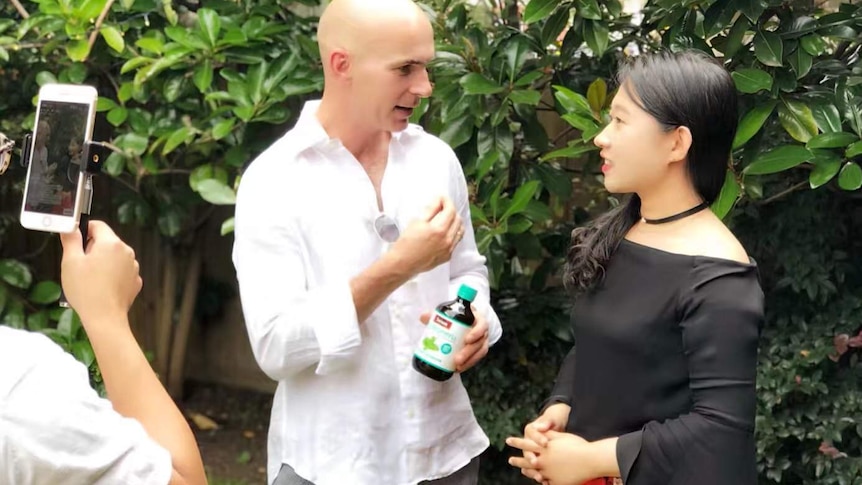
[641,202,709,225]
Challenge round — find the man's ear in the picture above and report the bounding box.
[329,49,351,79]
[668,125,692,164]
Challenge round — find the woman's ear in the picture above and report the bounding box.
[668,125,692,164]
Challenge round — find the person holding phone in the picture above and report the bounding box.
[231,0,502,484]
[506,50,763,485]
[0,221,207,485]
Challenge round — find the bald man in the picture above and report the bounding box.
[232,1,502,484]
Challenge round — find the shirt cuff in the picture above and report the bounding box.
[617,429,643,484]
[313,281,363,375]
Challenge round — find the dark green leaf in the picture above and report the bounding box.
[541,7,571,47]
[523,0,558,24]
[29,281,61,304]
[541,142,597,161]
[189,165,228,192]
[583,19,609,57]
[197,179,237,205]
[104,152,126,176]
[501,180,540,220]
[811,104,842,134]
[722,15,749,58]
[508,90,541,106]
[778,100,818,143]
[739,0,767,24]
[158,209,182,237]
[220,217,235,236]
[2,300,24,329]
[838,162,862,190]
[554,85,592,116]
[846,141,862,159]
[193,59,213,93]
[96,97,116,112]
[731,68,772,94]
[503,36,531,83]
[754,30,783,67]
[788,48,812,79]
[703,0,736,38]
[733,101,776,149]
[36,71,58,86]
[114,133,149,156]
[800,34,827,56]
[577,0,602,20]
[100,25,124,52]
[744,145,813,175]
[515,71,544,88]
[72,340,96,368]
[460,73,504,95]
[806,132,858,149]
[478,123,514,162]
[57,309,81,339]
[162,126,193,155]
[107,106,128,127]
[711,170,739,220]
[809,151,842,189]
[198,8,221,47]
[821,25,857,40]
[163,76,184,103]
[66,39,91,62]
[784,16,817,38]
[438,116,473,149]
[27,311,49,331]
[0,260,32,289]
[212,118,235,140]
[586,78,607,116]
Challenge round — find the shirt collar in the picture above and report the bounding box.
[292,100,426,155]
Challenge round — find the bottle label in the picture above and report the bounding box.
[413,310,472,373]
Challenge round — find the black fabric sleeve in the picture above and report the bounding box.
[539,345,577,414]
[617,260,763,485]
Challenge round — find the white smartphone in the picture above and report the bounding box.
[20,83,98,234]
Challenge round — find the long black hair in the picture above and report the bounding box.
[563,49,738,293]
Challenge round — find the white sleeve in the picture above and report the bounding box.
[0,338,172,485]
[445,153,503,345]
[232,160,362,379]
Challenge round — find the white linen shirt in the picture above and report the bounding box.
[232,100,502,485]
[0,326,172,485]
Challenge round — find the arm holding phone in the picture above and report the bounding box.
[59,221,207,485]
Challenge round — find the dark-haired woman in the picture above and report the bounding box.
[506,49,764,485]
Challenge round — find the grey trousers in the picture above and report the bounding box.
[272,456,480,485]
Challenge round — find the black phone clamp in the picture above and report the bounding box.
[20,133,111,308]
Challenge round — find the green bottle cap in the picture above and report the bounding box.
[457,284,478,302]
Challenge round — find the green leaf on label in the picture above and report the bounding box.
[744,145,813,175]
[731,68,772,94]
[422,336,439,351]
[838,162,862,191]
[778,100,818,143]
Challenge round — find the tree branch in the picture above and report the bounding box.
[86,0,116,58]
[758,181,808,205]
[9,0,29,18]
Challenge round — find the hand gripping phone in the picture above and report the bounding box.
[20,83,98,233]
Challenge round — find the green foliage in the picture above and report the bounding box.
[426,0,862,483]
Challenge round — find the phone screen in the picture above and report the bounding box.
[24,100,90,216]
